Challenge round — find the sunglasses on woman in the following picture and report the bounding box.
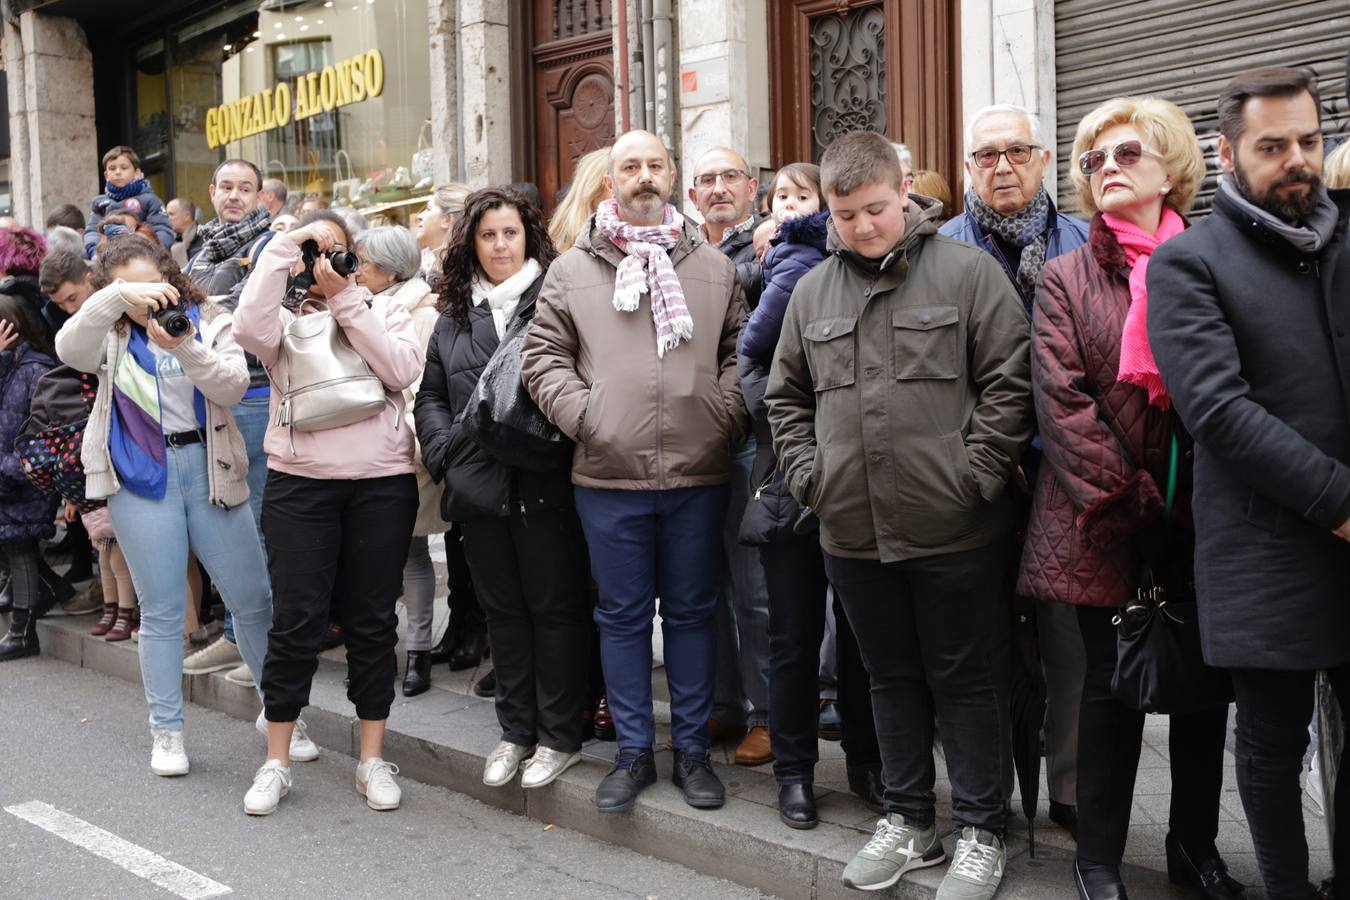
[1078,140,1162,176]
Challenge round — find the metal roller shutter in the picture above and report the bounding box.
[1054,0,1350,215]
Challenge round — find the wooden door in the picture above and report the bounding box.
[767,0,962,204]
[531,0,617,211]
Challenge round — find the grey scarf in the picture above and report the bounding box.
[964,187,1051,301]
[1218,176,1338,253]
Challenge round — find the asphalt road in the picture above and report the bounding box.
[0,656,773,900]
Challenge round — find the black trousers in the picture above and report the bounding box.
[825,543,1011,831]
[1230,666,1350,900]
[443,523,485,634]
[764,534,879,783]
[1075,605,1228,866]
[461,507,591,752]
[260,471,417,723]
[1,540,40,613]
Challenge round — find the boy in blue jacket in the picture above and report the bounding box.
[83,146,174,257]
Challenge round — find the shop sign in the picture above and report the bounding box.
[205,49,386,149]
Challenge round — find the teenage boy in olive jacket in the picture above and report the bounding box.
[766,130,1032,900]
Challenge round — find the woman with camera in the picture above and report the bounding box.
[53,237,274,777]
[352,225,446,697]
[414,187,590,790]
[235,210,424,816]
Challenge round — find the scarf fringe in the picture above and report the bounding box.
[612,280,647,313]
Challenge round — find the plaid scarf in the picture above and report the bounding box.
[964,186,1051,302]
[593,199,693,357]
[195,207,272,265]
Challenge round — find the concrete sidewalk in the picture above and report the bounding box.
[30,607,1331,900]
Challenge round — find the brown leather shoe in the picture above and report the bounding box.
[707,717,746,745]
[89,603,119,637]
[734,725,773,766]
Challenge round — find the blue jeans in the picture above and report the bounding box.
[222,394,270,644]
[108,443,272,731]
[574,485,729,754]
[713,438,771,728]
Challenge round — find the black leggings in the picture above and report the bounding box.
[1,540,41,613]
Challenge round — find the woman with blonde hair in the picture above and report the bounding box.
[1325,138,1350,190]
[547,148,611,251]
[415,183,471,278]
[1017,96,1244,900]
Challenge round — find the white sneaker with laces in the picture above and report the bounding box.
[936,827,1006,900]
[244,760,292,816]
[150,728,189,777]
[254,712,320,763]
[356,758,401,811]
[520,746,582,788]
[482,740,535,787]
[182,636,243,674]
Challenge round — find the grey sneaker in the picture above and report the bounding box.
[936,828,1005,900]
[842,814,946,891]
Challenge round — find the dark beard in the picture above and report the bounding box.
[1232,153,1323,224]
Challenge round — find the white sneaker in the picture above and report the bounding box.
[183,636,244,674]
[150,728,189,777]
[254,712,320,763]
[356,758,401,811]
[225,664,255,686]
[520,746,582,789]
[936,828,1006,900]
[244,760,292,816]
[482,740,535,787]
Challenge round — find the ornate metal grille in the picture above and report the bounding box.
[810,5,887,159]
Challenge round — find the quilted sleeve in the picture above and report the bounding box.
[1032,261,1163,548]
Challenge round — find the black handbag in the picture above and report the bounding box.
[1109,436,1234,714]
[462,312,573,472]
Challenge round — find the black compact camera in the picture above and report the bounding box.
[152,303,192,337]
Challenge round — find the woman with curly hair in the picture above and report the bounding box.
[53,237,274,777]
[415,187,591,790]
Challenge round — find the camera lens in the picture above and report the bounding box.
[328,250,358,277]
[154,307,192,337]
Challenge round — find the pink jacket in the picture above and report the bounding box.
[234,234,424,480]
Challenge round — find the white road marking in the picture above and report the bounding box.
[4,800,231,899]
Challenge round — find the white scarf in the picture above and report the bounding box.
[472,258,543,339]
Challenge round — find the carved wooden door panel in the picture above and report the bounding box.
[532,0,616,212]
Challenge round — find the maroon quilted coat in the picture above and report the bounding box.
[1016,215,1192,608]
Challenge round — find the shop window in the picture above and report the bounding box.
[133,40,170,201]
[267,40,343,203]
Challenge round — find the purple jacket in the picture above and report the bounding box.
[738,211,829,366]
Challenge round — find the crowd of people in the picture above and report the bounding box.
[0,63,1347,900]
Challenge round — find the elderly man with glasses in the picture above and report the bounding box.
[940,104,1090,844]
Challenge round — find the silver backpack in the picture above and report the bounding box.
[272,299,387,436]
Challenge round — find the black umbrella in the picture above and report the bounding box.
[1008,590,1047,858]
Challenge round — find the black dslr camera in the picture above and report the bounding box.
[152,302,192,337]
[294,239,358,290]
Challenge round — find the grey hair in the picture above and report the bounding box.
[355,225,421,282]
[964,104,1044,149]
[44,226,83,258]
[891,143,914,169]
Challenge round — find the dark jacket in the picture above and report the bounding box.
[186,228,274,299]
[0,345,60,543]
[84,184,175,255]
[414,275,573,521]
[1147,187,1350,670]
[716,216,764,308]
[740,211,829,366]
[765,196,1034,562]
[939,199,1090,310]
[1018,217,1192,608]
[522,214,749,491]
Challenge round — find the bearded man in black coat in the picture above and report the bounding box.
[1149,67,1350,900]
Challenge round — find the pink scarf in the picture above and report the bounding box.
[593,198,694,357]
[1107,207,1185,408]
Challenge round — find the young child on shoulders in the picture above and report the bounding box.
[83,146,175,258]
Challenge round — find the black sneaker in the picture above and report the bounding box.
[594,748,656,813]
[672,748,725,809]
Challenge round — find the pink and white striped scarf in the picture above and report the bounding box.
[594,198,694,357]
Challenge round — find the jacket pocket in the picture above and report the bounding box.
[803,317,857,392]
[893,306,959,380]
[1245,490,1283,536]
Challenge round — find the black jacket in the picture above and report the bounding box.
[413,275,573,521]
[717,218,764,309]
[1148,187,1350,670]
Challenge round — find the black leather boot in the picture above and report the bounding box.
[402,651,431,697]
[595,749,657,813]
[778,783,818,829]
[847,766,884,813]
[473,669,496,698]
[428,622,459,666]
[673,748,725,809]
[0,608,39,662]
[1166,833,1247,898]
[449,629,489,671]
[1074,858,1128,900]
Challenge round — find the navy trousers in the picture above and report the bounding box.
[574,484,729,754]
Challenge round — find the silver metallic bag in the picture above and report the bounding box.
[272,299,387,435]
